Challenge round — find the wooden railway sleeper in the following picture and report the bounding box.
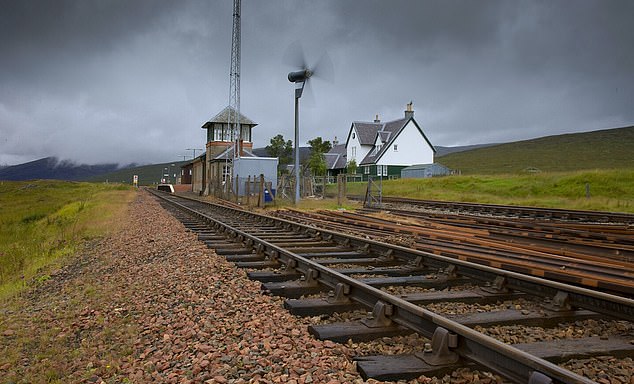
[416,327,460,366]
[361,301,394,328]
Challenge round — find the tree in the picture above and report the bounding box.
[307,137,332,154]
[307,137,332,176]
[266,134,293,174]
[346,159,357,175]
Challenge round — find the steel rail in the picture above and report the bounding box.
[152,191,599,384]
[367,208,634,251]
[156,191,634,319]
[350,195,634,224]
[274,209,634,294]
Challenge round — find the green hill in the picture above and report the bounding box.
[437,126,634,174]
[86,161,189,185]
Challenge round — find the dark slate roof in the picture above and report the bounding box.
[202,106,257,129]
[249,146,312,163]
[211,146,258,161]
[359,118,408,165]
[251,147,271,157]
[352,122,382,145]
[325,144,347,170]
[181,152,206,167]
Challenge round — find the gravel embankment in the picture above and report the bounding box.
[1,192,364,383]
[1,191,629,383]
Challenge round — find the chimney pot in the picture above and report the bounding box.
[405,102,414,119]
[374,114,380,123]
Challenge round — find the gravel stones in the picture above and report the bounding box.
[1,191,631,383]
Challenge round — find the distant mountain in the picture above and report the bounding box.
[434,143,499,157]
[0,157,123,181]
[86,160,190,185]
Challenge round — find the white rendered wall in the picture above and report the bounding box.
[377,120,434,166]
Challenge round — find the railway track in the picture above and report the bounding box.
[149,190,634,383]
[349,195,634,225]
[272,209,634,296]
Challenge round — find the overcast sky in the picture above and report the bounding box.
[1,0,633,166]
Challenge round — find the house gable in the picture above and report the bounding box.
[345,122,379,166]
[375,119,434,166]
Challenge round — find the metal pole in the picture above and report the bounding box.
[294,95,300,204]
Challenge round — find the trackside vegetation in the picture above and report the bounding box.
[0,180,135,299]
[329,169,634,213]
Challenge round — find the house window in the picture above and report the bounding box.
[352,132,356,139]
[393,144,398,151]
[351,146,356,159]
[364,166,370,174]
[377,165,387,176]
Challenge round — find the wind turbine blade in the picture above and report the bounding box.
[283,41,307,70]
[312,51,334,83]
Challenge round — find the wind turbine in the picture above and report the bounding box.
[286,43,333,204]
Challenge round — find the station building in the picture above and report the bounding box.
[189,106,258,194]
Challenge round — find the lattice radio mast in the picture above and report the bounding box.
[228,0,241,160]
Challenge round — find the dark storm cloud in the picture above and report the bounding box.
[0,0,632,165]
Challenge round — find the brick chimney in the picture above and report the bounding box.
[374,114,380,123]
[405,102,414,119]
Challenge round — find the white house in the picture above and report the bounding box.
[343,103,435,179]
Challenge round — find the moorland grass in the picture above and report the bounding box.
[327,169,634,213]
[436,126,634,174]
[0,180,135,299]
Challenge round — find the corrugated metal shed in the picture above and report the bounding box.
[401,163,451,178]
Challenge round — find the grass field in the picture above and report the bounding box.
[0,180,136,299]
[327,169,634,213]
[437,126,634,174]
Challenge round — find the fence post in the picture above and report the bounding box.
[322,174,326,199]
[259,174,265,207]
[234,174,239,203]
[585,183,591,199]
[246,175,251,206]
[337,174,343,206]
